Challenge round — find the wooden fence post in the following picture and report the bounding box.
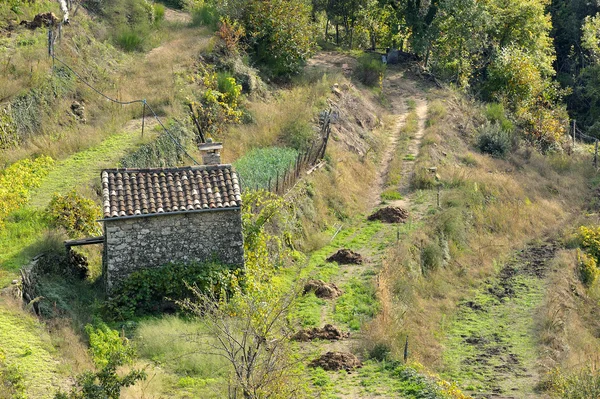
[595,139,598,169]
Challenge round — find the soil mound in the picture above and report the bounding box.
[20,13,59,29]
[309,351,362,371]
[303,280,343,299]
[326,249,364,265]
[368,206,409,223]
[292,324,349,342]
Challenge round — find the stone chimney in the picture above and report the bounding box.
[198,139,223,165]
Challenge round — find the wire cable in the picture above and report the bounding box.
[51,54,200,165]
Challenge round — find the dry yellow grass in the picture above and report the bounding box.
[366,87,595,369]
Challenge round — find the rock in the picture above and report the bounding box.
[387,49,400,64]
[11,280,18,285]
[71,101,86,123]
[368,207,409,224]
[326,249,364,265]
[309,351,362,371]
[292,324,349,342]
[303,280,343,299]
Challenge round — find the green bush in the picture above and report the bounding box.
[279,119,315,151]
[485,103,514,132]
[55,323,146,399]
[477,122,512,158]
[354,54,386,87]
[422,241,443,274]
[46,190,102,239]
[191,4,219,28]
[578,250,600,287]
[153,3,165,24]
[103,261,239,320]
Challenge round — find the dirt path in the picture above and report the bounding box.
[298,58,431,398]
[441,241,557,399]
[373,69,428,209]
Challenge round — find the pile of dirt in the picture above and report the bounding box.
[20,13,59,30]
[309,351,362,371]
[326,249,364,265]
[303,280,343,299]
[368,206,409,223]
[292,324,349,342]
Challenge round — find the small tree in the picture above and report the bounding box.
[46,190,102,238]
[55,323,146,399]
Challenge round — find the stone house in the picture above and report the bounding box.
[99,144,244,292]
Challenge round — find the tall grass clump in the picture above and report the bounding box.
[477,122,512,158]
[354,54,386,87]
[233,147,299,190]
[191,4,219,29]
[115,30,145,52]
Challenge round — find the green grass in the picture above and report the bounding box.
[133,316,229,398]
[334,278,379,330]
[381,189,403,201]
[0,208,49,285]
[291,292,326,327]
[0,301,62,399]
[30,128,150,209]
[441,275,545,396]
[233,147,299,191]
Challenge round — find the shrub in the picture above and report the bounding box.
[103,261,239,320]
[242,0,317,78]
[477,122,511,158]
[578,250,599,287]
[354,54,386,87]
[216,17,245,55]
[422,240,443,274]
[485,103,514,132]
[153,3,165,24]
[55,323,146,399]
[0,156,54,227]
[191,4,219,28]
[579,226,600,261]
[279,118,316,151]
[46,190,102,239]
[411,167,436,190]
[368,342,392,361]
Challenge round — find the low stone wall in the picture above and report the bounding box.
[103,209,244,292]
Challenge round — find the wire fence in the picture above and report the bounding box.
[570,120,599,168]
[47,26,199,165]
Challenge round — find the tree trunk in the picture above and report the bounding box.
[335,24,339,45]
[325,18,329,41]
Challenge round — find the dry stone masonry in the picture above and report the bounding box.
[101,164,244,292]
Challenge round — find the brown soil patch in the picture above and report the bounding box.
[303,280,343,299]
[309,351,362,371]
[292,324,349,342]
[326,249,365,265]
[368,206,409,223]
[20,13,59,29]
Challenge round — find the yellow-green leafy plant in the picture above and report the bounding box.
[46,190,102,238]
[0,156,54,227]
[577,249,600,287]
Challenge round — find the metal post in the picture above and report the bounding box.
[141,100,146,137]
[573,119,576,145]
[403,336,409,362]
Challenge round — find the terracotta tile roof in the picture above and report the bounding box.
[101,165,242,219]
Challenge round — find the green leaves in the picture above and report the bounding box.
[46,190,102,239]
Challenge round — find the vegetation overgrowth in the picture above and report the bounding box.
[2,0,600,397]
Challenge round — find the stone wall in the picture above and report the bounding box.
[103,209,244,292]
